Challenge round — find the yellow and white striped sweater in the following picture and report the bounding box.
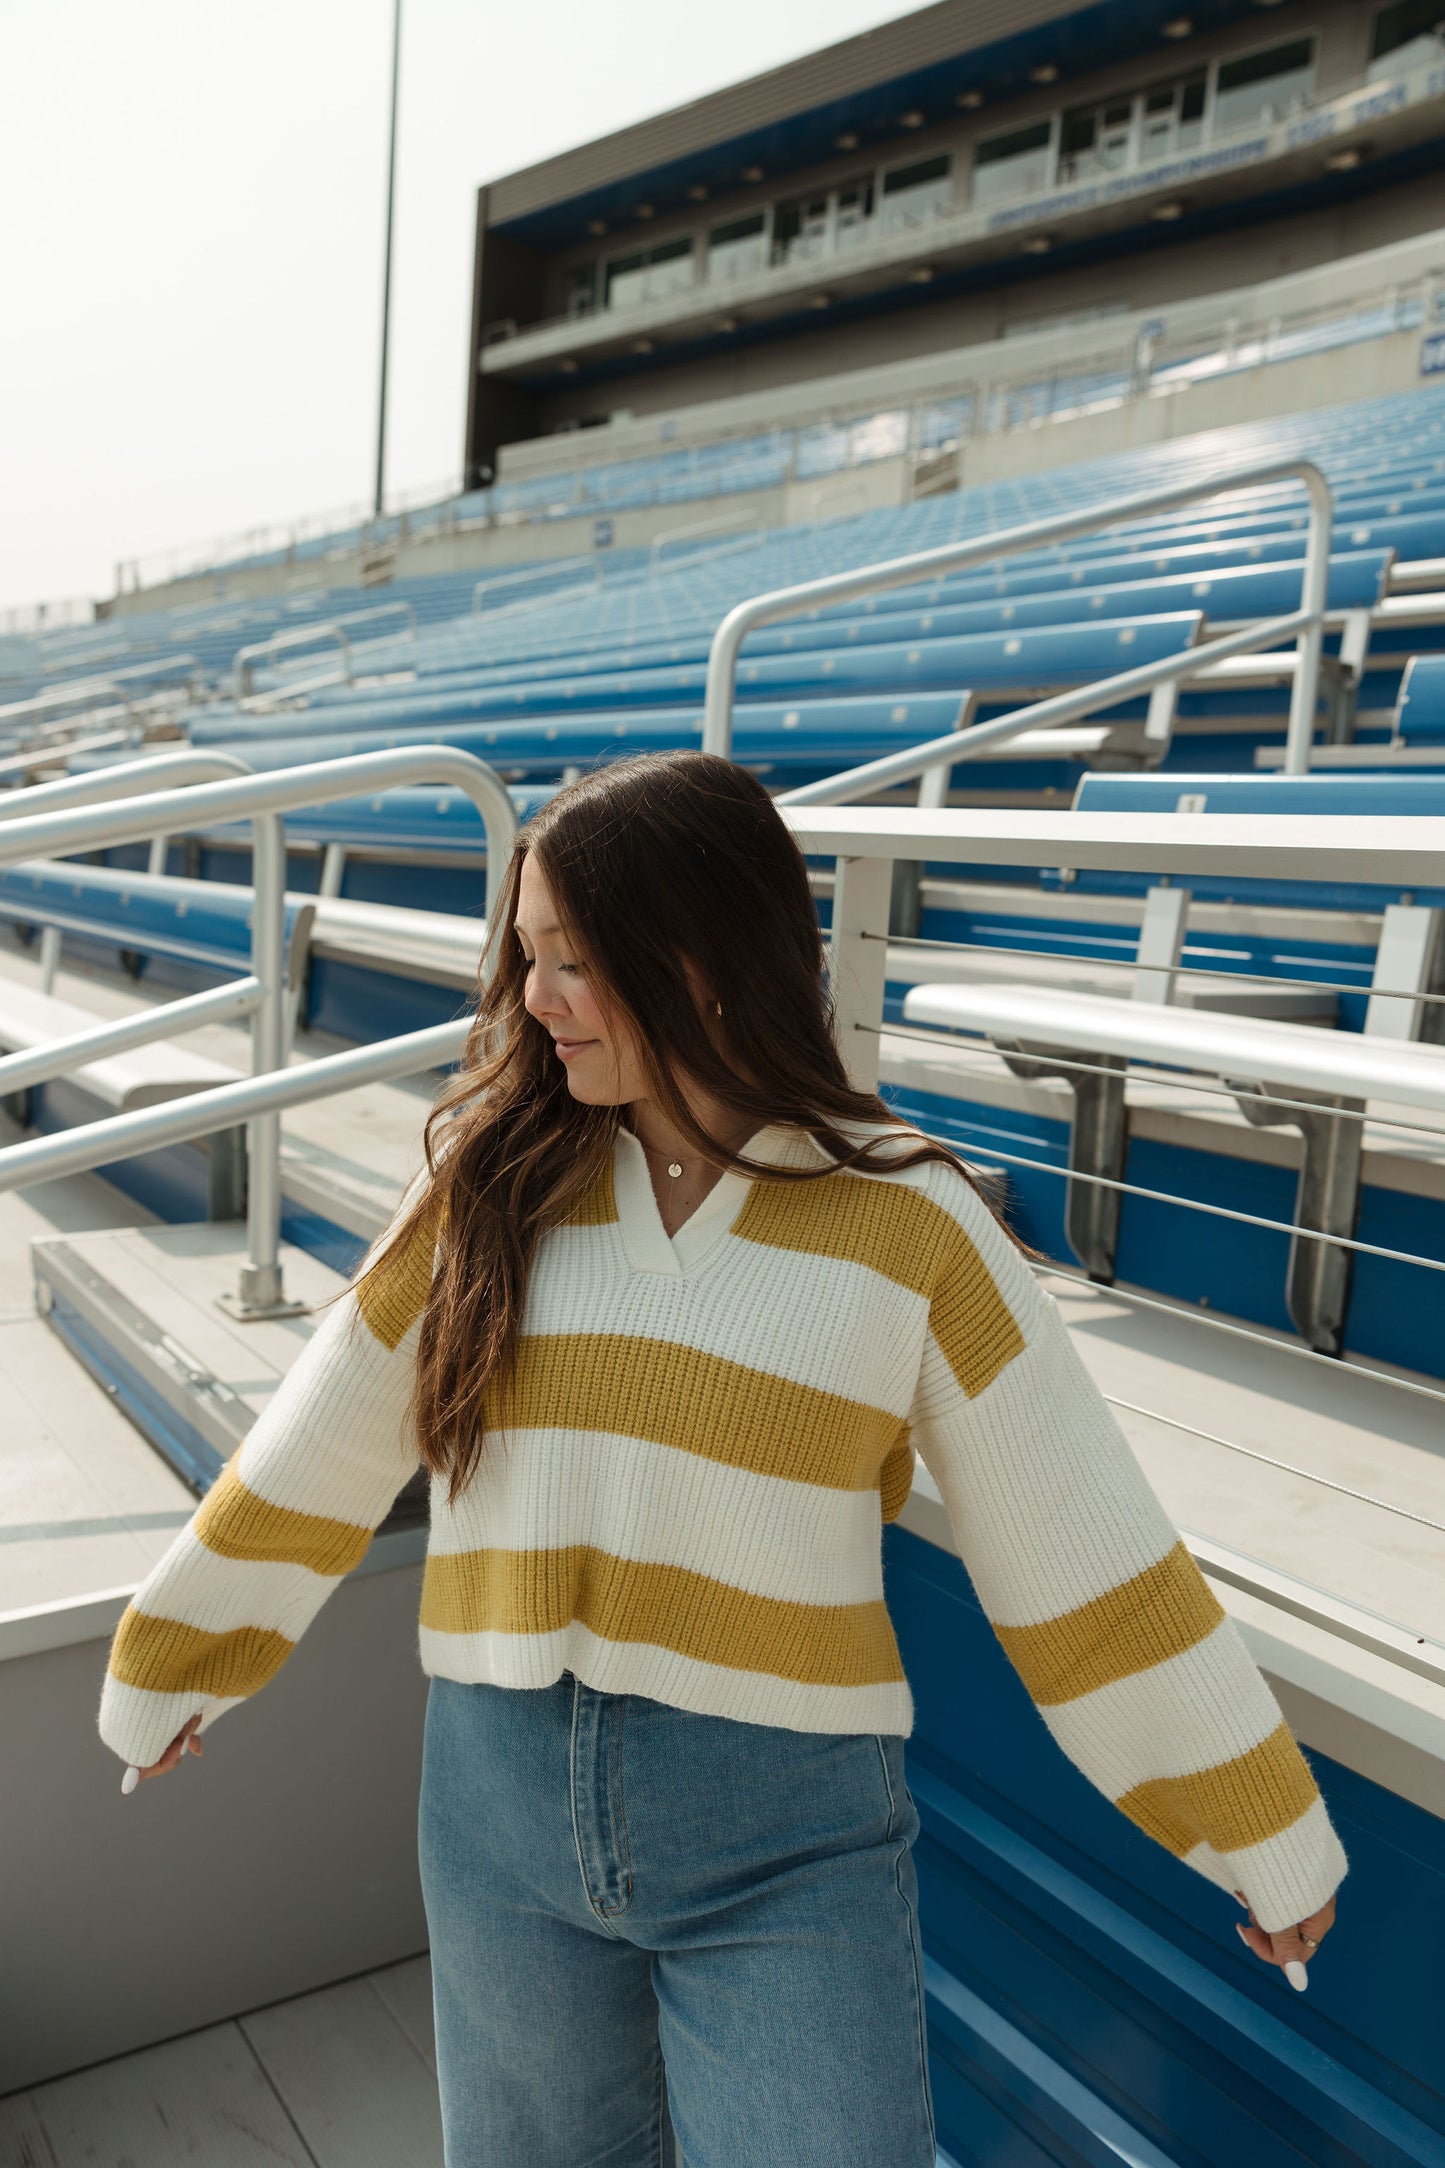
[98,1117,1347,1932]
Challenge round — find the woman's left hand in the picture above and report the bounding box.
[1234,1888,1336,1991]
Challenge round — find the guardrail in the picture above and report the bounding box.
[706,457,1333,778]
[472,556,602,615]
[0,746,516,1317]
[235,621,355,699]
[775,802,1445,1083]
[648,512,767,579]
[234,603,421,706]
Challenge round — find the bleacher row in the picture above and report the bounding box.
[107,281,1436,582]
[4,377,1445,1387]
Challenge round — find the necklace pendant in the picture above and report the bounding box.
[667,1160,683,1179]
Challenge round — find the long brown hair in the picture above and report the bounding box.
[354,750,1024,1503]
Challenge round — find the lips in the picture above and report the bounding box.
[551,1035,597,1061]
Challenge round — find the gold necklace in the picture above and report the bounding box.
[640,1140,686,1179]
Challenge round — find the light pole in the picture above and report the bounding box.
[374,0,402,521]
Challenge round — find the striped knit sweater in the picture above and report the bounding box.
[98,1117,1347,1933]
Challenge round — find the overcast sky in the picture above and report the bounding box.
[0,0,927,613]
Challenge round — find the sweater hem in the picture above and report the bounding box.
[417,1623,916,1735]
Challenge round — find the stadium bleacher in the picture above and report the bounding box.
[8,150,1445,2168]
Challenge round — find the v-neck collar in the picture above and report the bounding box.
[611,1121,823,1277]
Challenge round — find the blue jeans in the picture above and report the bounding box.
[417,1671,937,2168]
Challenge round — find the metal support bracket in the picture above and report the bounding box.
[995,1040,1128,1282]
[1318,652,1357,745]
[1132,884,1190,1005]
[1365,903,1443,1044]
[217,1262,311,1322]
[1227,1080,1364,1356]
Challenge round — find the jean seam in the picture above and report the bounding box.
[599,1692,635,1917]
[654,2036,668,2168]
[874,1732,899,1842]
[570,1677,622,1937]
[878,1736,937,2159]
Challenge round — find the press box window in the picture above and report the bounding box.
[1369,0,1445,75]
[708,212,768,282]
[971,122,1053,208]
[562,265,596,319]
[1211,37,1315,131]
[878,154,952,231]
[604,237,694,311]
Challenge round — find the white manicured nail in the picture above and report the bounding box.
[1284,1960,1308,1992]
[121,1766,139,1794]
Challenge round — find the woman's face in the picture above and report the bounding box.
[514,852,649,1105]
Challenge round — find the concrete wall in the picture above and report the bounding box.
[954,322,1431,490]
[1,1540,430,2093]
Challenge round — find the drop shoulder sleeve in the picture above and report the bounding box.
[96,1188,438,1770]
[906,1168,1348,1934]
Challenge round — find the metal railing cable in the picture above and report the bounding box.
[982,1132,1443,1270]
[869,1015,1445,1143]
[1033,1264,1445,1415]
[901,1121,1445,1500]
[864,928,1445,1012]
[932,1134,1445,1275]
[859,1040,1445,1271]
[1096,1393,1445,1540]
[706,457,1333,774]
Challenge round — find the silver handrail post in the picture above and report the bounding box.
[227,809,294,1318]
[701,457,1334,760]
[1284,464,1334,775]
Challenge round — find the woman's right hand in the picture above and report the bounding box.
[120,1711,203,1792]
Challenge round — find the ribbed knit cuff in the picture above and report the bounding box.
[97,1671,232,1772]
[1221,1794,1350,1933]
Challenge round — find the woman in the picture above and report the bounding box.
[100,750,1344,2168]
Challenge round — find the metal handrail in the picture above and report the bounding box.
[0,1019,470,1195]
[0,747,254,819]
[472,555,600,614]
[0,730,138,785]
[0,745,517,908]
[776,607,1318,807]
[704,458,1333,775]
[0,976,265,1098]
[332,599,418,644]
[234,620,354,698]
[0,746,516,1316]
[648,512,765,579]
[773,801,1445,1129]
[0,677,140,729]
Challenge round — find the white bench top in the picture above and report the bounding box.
[887,940,1334,1021]
[0,981,238,1110]
[901,980,1445,1114]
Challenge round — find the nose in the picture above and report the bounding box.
[523,964,568,1023]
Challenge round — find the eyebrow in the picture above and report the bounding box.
[513,920,563,939]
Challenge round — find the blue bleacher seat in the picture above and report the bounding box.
[1396,655,1445,742]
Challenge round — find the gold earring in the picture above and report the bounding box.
[715,1000,723,1017]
